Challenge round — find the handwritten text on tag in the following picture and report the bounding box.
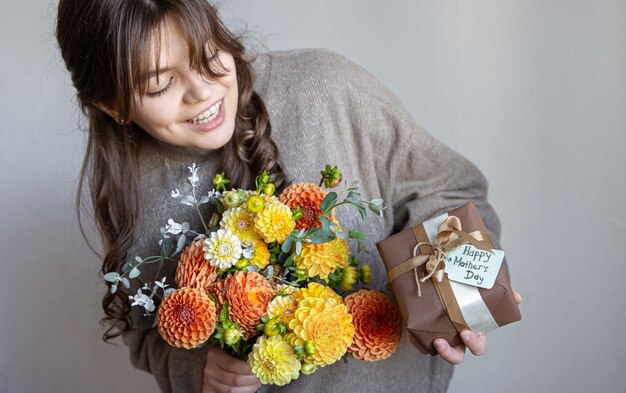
[444,245,505,289]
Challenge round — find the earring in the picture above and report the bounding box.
[120,119,126,126]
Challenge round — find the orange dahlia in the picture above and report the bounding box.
[176,239,218,290]
[344,290,402,361]
[227,271,274,339]
[206,277,230,314]
[294,237,349,280]
[157,287,217,349]
[279,182,334,230]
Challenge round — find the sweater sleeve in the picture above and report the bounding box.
[307,48,504,249]
[390,124,503,248]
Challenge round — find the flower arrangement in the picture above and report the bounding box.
[103,164,402,385]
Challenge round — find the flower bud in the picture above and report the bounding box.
[234,258,249,270]
[304,340,317,355]
[224,328,242,345]
[262,183,275,196]
[263,319,281,336]
[246,195,265,213]
[208,213,221,228]
[359,265,372,284]
[292,206,303,221]
[212,172,230,192]
[340,266,358,291]
[301,362,317,375]
[223,191,242,208]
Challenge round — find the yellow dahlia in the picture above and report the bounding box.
[220,206,260,245]
[157,287,216,349]
[267,293,298,325]
[293,237,349,280]
[345,290,403,361]
[175,239,218,290]
[254,203,295,243]
[248,335,301,386]
[227,271,274,339]
[249,241,271,269]
[292,282,342,304]
[203,229,242,269]
[288,297,354,367]
[279,182,333,230]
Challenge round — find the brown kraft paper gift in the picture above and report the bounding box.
[376,202,521,355]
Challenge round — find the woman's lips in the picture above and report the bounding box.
[186,99,225,131]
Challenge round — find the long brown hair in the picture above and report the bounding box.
[56,0,286,341]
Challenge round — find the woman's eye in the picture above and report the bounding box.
[147,76,174,97]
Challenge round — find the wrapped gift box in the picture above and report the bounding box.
[376,202,522,355]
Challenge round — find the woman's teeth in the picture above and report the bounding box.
[189,101,221,124]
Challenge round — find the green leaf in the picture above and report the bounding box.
[215,199,225,214]
[368,202,382,216]
[119,277,130,289]
[295,240,302,256]
[348,230,367,240]
[128,267,141,279]
[346,191,361,204]
[284,253,296,268]
[281,236,294,253]
[220,302,231,324]
[354,204,367,220]
[320,192,337,213]
[307,217,336,244]
[160,237,173,258]
[103,272,120,282]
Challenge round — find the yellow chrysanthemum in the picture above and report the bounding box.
[248,335,301,386]
[220,206,260,245]
[249,241,271,269]
[267,294,298,325]
[254,203,295,243]
[288,297,354,367]
[292,282,342,304]
[203,229,242,269]
[293,237,349,280]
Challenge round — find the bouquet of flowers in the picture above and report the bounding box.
[104,164,403,386]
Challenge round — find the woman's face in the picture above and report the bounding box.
[128,19,238,150]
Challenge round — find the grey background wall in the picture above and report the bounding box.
[1,0,624,392]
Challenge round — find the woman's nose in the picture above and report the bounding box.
[183,71,212,104]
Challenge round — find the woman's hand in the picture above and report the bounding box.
[435,287,522,365]
[203,346,261,393]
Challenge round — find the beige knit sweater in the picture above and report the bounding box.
[121,48,503,393]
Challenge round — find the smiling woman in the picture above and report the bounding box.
[55,0,509,392]
[113,19,240,150]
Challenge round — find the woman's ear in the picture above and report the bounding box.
[95,103,122,124]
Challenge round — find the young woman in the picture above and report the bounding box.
[56,1,518,392]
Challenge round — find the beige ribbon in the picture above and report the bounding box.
[387,215,493,332]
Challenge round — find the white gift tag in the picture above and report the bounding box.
[443,244,505,289]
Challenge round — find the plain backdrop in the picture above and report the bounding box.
[1,0,624,392]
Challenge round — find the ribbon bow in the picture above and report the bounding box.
[388,215,492,297]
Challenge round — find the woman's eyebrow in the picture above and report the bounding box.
[148,66,173,78]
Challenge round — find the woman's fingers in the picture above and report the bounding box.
[215,356,256,376]
[204,347,261,393]
[210,371,261,388]
[512,287,522,305]
[205,379,261,393]
[460,330,487,356]
[434,338,466,365]
[435,329,488,364]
